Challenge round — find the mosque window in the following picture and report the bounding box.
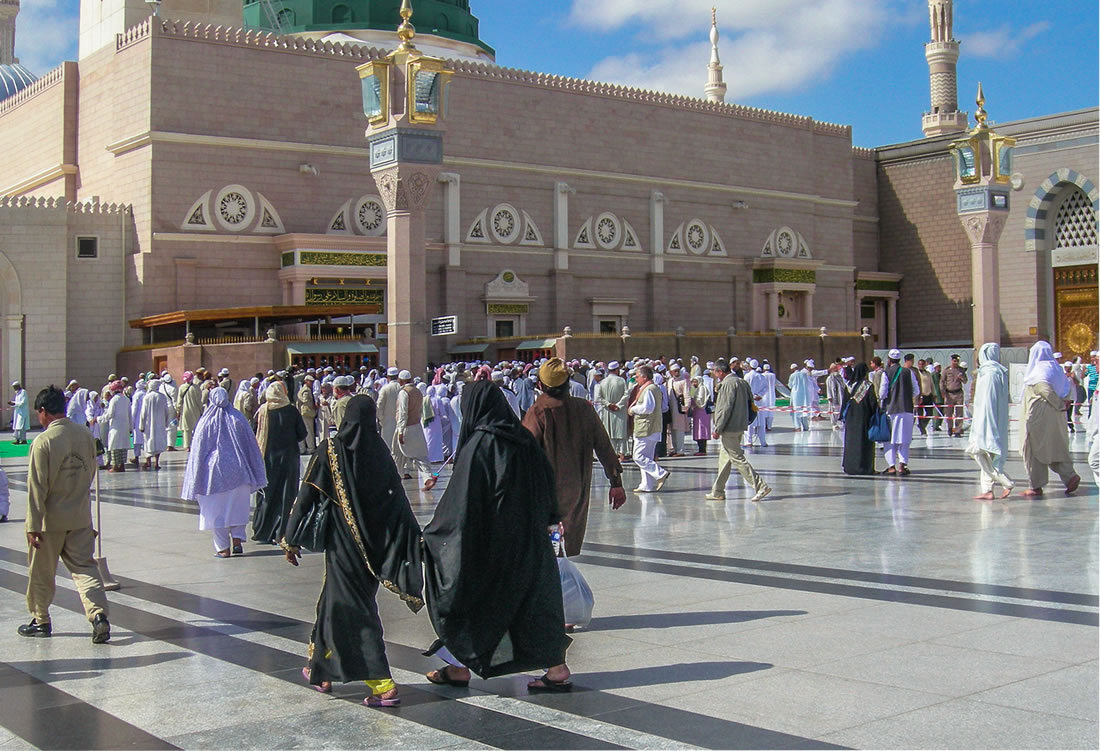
[331,5,353,23]
[275,8,294,26]
[76,236,98,259]
[1053,187,1097,249]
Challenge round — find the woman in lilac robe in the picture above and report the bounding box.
[181,387,267,557]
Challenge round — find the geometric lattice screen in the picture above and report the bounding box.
[1053,187,1098,248]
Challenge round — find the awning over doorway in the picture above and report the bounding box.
[286,342,379,355]
[516,339,557,350]
[129,304,382,329]
[448,342,491,354]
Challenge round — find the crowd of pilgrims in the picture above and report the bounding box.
[12,341,1096,706]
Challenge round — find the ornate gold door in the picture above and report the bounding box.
[1054,265,1098,358]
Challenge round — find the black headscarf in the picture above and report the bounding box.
[293,395,424,612]
[422,381,570,678]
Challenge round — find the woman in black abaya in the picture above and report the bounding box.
[282,395,424,707]
[841,363,877,475]
[422,381,573,691]
[252,381,307,543]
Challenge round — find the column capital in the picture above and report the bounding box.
[374,164,439,214]
[960,211,1006,245]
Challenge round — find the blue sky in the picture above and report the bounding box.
[15,0,1098,147]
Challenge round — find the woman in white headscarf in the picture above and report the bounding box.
[1019,341,1080,496]
[966,342,1014,499]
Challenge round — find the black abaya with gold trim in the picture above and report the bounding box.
[284,396,423,686]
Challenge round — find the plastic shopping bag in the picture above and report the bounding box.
[558,556,594,628]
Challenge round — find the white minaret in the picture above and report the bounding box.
[921,0,968,137]
[704,7,727,104]
[0,0,19,65]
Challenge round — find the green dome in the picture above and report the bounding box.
[243,0,493,57]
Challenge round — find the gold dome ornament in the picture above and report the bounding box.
[397,0,417,51]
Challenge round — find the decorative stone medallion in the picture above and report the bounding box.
[595,212,620,250]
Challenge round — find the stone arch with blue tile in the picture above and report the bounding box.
[1023,168,1099,251]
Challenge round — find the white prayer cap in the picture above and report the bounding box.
[218,368,230,376]
[360,366,368,371]
[959,361,968,368]
[250,377,260,385]
[669,363,681,372]
[160,370,169,377]
[608,360,620,370]
[763,363,772,371]
[334,375,354,388]
[804,359,815,367]
[491,370,504,382]
[304,374,315,382]
[398,370,412,380]
[387,367,400,377]
[267,369,276,375]
[887,348,902,360]
[933,362,942,368]
[10,381,18,388]
[749,359,759,369]
[1052,351,1062,359]
[706,361,715,369]
[67,379,79,388]
[691,355,699,362]
[161,374,172,382]
[790,363,798,370]
[1091,351,1099,357]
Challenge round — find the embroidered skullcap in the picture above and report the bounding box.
[608,361,621,370]
[888,349,902,361]
[748,359,759,369]
[398,370,412,380]
[538,358,570,388]
[387,367,400,377]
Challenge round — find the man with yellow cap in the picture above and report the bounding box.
[523,359,625,557]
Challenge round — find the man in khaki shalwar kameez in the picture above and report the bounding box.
[1020,342,1081,497]
[18,386,111,643]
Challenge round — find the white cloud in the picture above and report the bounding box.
[13,0,79,74]
[572,0,904,101]
[960,21,1050,60]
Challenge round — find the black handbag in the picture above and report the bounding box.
[288,494,330,552]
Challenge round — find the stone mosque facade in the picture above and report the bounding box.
[0,0,1095,401]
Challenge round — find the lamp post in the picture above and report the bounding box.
[357,0,453,371]
[949,83,1014,347]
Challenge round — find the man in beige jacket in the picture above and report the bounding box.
[706,359,771,502]
[19,385,110,643]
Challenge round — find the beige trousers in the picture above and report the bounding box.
[27,527,109,624]
[711,432,767,497]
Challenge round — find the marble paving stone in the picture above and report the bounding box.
[930,616,1100,662]
[969,661,1100,722]
[821,697,1099,750]
[661,668,948,737]
[809,641,1071,697]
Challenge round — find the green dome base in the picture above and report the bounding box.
[242,0,493,57]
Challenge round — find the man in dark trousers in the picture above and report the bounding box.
[19,385,110,643]
[522,358,626,557]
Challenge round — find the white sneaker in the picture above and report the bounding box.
[750,485,772,502]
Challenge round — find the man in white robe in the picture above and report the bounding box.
[744,361,769,447]
[376,367,401,458]
[596,362,630,459]
[788,364,811,431]
[395,371,431,488]
[668,364,691,456]
[160,373,179,452]
[103,384,132,472]
[140,381,173,470]
[9,382,29,444]
[761,363,780,430]
[967,342,1014,499]
[130,380,146,466]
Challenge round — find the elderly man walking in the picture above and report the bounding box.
[19,386,110,643]
[705,359,771,502]
[628,365,669,492]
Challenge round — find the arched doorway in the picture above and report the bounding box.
[1024,171,1099,358]
[0,251,25,428]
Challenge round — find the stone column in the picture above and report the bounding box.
[802,291,815,327]
[887,298,898,348]
[6,314,23,391]
[961,212,1006,346]
[649,191,665,275]
[766,291,779,330]
[439,172,462,267]
[553,181,573,271]
[374,166,438,371]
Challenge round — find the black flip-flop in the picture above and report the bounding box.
[426,666,469,688]
[527,673,573,693]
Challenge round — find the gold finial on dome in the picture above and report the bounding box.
[397,0,417,51]
[974,81,988,130]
